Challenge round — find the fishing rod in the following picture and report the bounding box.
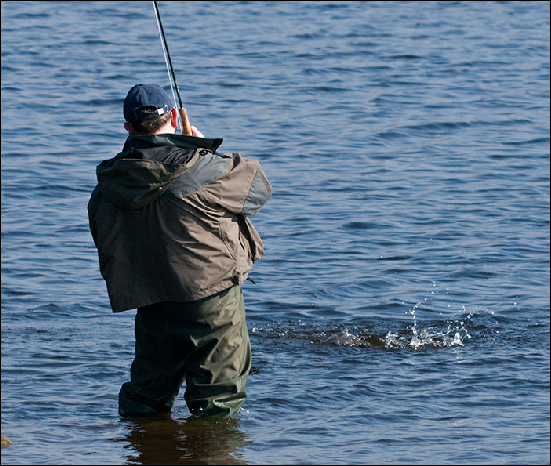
[153,1,193,136]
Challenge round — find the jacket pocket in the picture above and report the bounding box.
[219,217,239,260]
[237,215,264,262]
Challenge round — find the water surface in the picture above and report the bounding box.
[1,1,549,464]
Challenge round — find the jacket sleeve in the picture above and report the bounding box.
[208,153,272,215]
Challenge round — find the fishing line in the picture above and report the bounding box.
[152,1,179,131]
[152,1,188,134]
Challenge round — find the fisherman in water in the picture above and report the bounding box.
[88,84,272,417]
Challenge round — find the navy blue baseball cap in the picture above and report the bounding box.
[124,84,173,122]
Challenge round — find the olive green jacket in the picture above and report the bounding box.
[88,134,272,312]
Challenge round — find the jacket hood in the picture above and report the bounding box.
[96,134,223,210]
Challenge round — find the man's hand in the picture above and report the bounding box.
[191,126,204,138]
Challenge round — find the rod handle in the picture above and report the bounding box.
[179,108,193,136]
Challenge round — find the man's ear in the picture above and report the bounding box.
[124,122,135,135]
[170,108,179,128]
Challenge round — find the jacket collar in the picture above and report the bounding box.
[124,134,223,153]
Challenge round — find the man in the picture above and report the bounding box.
[88,84,272,418]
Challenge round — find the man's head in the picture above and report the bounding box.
[123,84,177,135]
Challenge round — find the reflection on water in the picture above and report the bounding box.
[115,416,251,465]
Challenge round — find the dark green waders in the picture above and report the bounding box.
[118,284,251,418]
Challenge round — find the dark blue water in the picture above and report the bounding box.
[1,1,549,464]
